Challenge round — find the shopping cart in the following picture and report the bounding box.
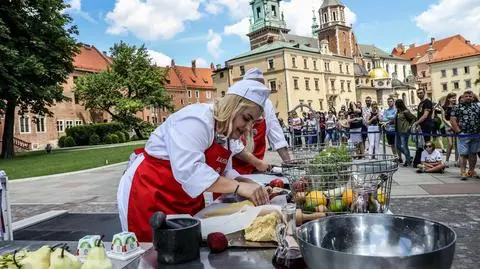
[290,141,357,159]
[282,154,398,215]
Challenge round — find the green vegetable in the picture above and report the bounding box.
[302,199,318,213]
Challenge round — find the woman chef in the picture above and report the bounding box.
[117,79,272,242]
[233,68,291,175]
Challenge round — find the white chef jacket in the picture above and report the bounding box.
[264,99,288,151]
[144,103,243,198]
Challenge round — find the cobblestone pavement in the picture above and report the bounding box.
[391,197,480,269]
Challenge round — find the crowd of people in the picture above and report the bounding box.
[278,89,480,181]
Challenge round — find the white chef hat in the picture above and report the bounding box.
[243,68,264,80]
[227,79,270,109]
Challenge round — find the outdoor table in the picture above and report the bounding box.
[0,240,276,269]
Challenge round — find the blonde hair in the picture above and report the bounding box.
[214,94,262,153]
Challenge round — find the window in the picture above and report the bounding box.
[308,100,313,107]
[181,99,184,105]
[330,80,335,90]
[20,116,30,133]
[347,81,351,92]
[268,58,275,69]
[163,106,167,112]
[346,64,350,74]
[421,71,426,77]
[453,81,459,89]
[36,116,46,133]
[340,80,345,91]
[465,79,472,89]
[339,63,343,73]
[403,66,406,79]
[66,120,74,129]
[269,80,277,92]
[73,76,79,104]
[187,90,192,98]
[256,7,261,18]
[313,60,317,70]
[464,66,470,74]
[195,90,200,98]
[394,64,398,74]
[367,63,371,70]
[332,11,337,21]
[452,68,458,76]
[386,64,389,73]
[305,78,310,90]
[303,58,308,69]
[314,79,319,90]
[319,99,324,110]
[292,57,297,68]
[240,66,245,75]
[75,120,82,126]
[442,83,448,91]
[441,70,446,77]
[206,91,212,99]
[271,5,277,16]
[162,117,167,122]
[56,120,64,132]
[293,78,299,89]
[219,72,224,78]
[324,61,330,71]
[299,100,304,105]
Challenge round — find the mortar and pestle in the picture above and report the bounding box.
[150,211,202,265]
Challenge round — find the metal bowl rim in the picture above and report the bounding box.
[297,213,457,258]
[162,218,200,231]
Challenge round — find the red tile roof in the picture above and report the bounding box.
[392,35,480,64]
[173,65,214,90]
[73,44,111,72]
[161,67,184,90]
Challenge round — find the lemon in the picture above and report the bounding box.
[342,189,354,205]
[377,189,385,205]
[305,191,327,206]
[329,199,346,212]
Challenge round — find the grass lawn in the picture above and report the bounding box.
[0,143,144,179]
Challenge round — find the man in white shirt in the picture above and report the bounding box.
[417,142,446,173]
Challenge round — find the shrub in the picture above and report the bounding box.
[114,131,126,143]
[138,121,155,139]
[63,136,76,147]
[89,134,101,145]
[104,133,119,144]
[122,131,130,142]
[65,122,124,146]
[58,136,67,148]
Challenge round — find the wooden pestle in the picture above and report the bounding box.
[295,209,326,226]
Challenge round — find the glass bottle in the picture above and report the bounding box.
[272,203,307,269]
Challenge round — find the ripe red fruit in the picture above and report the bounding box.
[292,178,309,192]
[269,178,284,188]
[207,232,228,253]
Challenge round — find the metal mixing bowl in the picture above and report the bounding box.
[297,214,456,269]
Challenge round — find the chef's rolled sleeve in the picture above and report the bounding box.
[164,117,220,198]
[265,99,288,150]
[230,139,245,155]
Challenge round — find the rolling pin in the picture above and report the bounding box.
[296,209,326,226]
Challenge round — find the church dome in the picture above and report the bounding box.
[368,68,390,80]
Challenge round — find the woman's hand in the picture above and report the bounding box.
[237,183,270,206]
[255,160,271,172]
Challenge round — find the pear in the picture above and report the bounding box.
[49,244,81,269]
[81,235,113,269]
[20,245,52,269]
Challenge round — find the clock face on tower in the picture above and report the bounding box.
[378,81,384,87]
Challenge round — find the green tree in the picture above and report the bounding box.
[0,0,78,159]
[74,41,172,139]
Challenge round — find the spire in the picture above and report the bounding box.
[311,9,319,37]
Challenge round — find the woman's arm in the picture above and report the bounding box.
[206,177,269,205]
[234,149,270,172]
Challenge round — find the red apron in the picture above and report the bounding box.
[127,142,231,242]
[232,119,267,175]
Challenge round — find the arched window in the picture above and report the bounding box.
[333,12,337,21]
[324,13,328,23]
[367,63,371,70]
[402,93,407,103]
[410,91,415,105]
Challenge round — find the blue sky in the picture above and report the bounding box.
[67,0,480,68]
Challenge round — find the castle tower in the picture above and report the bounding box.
[247,0,290,50]
[317,0,353,57]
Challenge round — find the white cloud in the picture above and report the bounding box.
[147,49,172,67]
[106,0,202,41]
[282,0,357,37]
[195,58,210,68]
[203,0,251,19]
[207,29,223,59]
[64,0,97,23]
[414,0,480,43]
[224,17,250,42]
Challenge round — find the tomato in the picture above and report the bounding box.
[269,178,284,188]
